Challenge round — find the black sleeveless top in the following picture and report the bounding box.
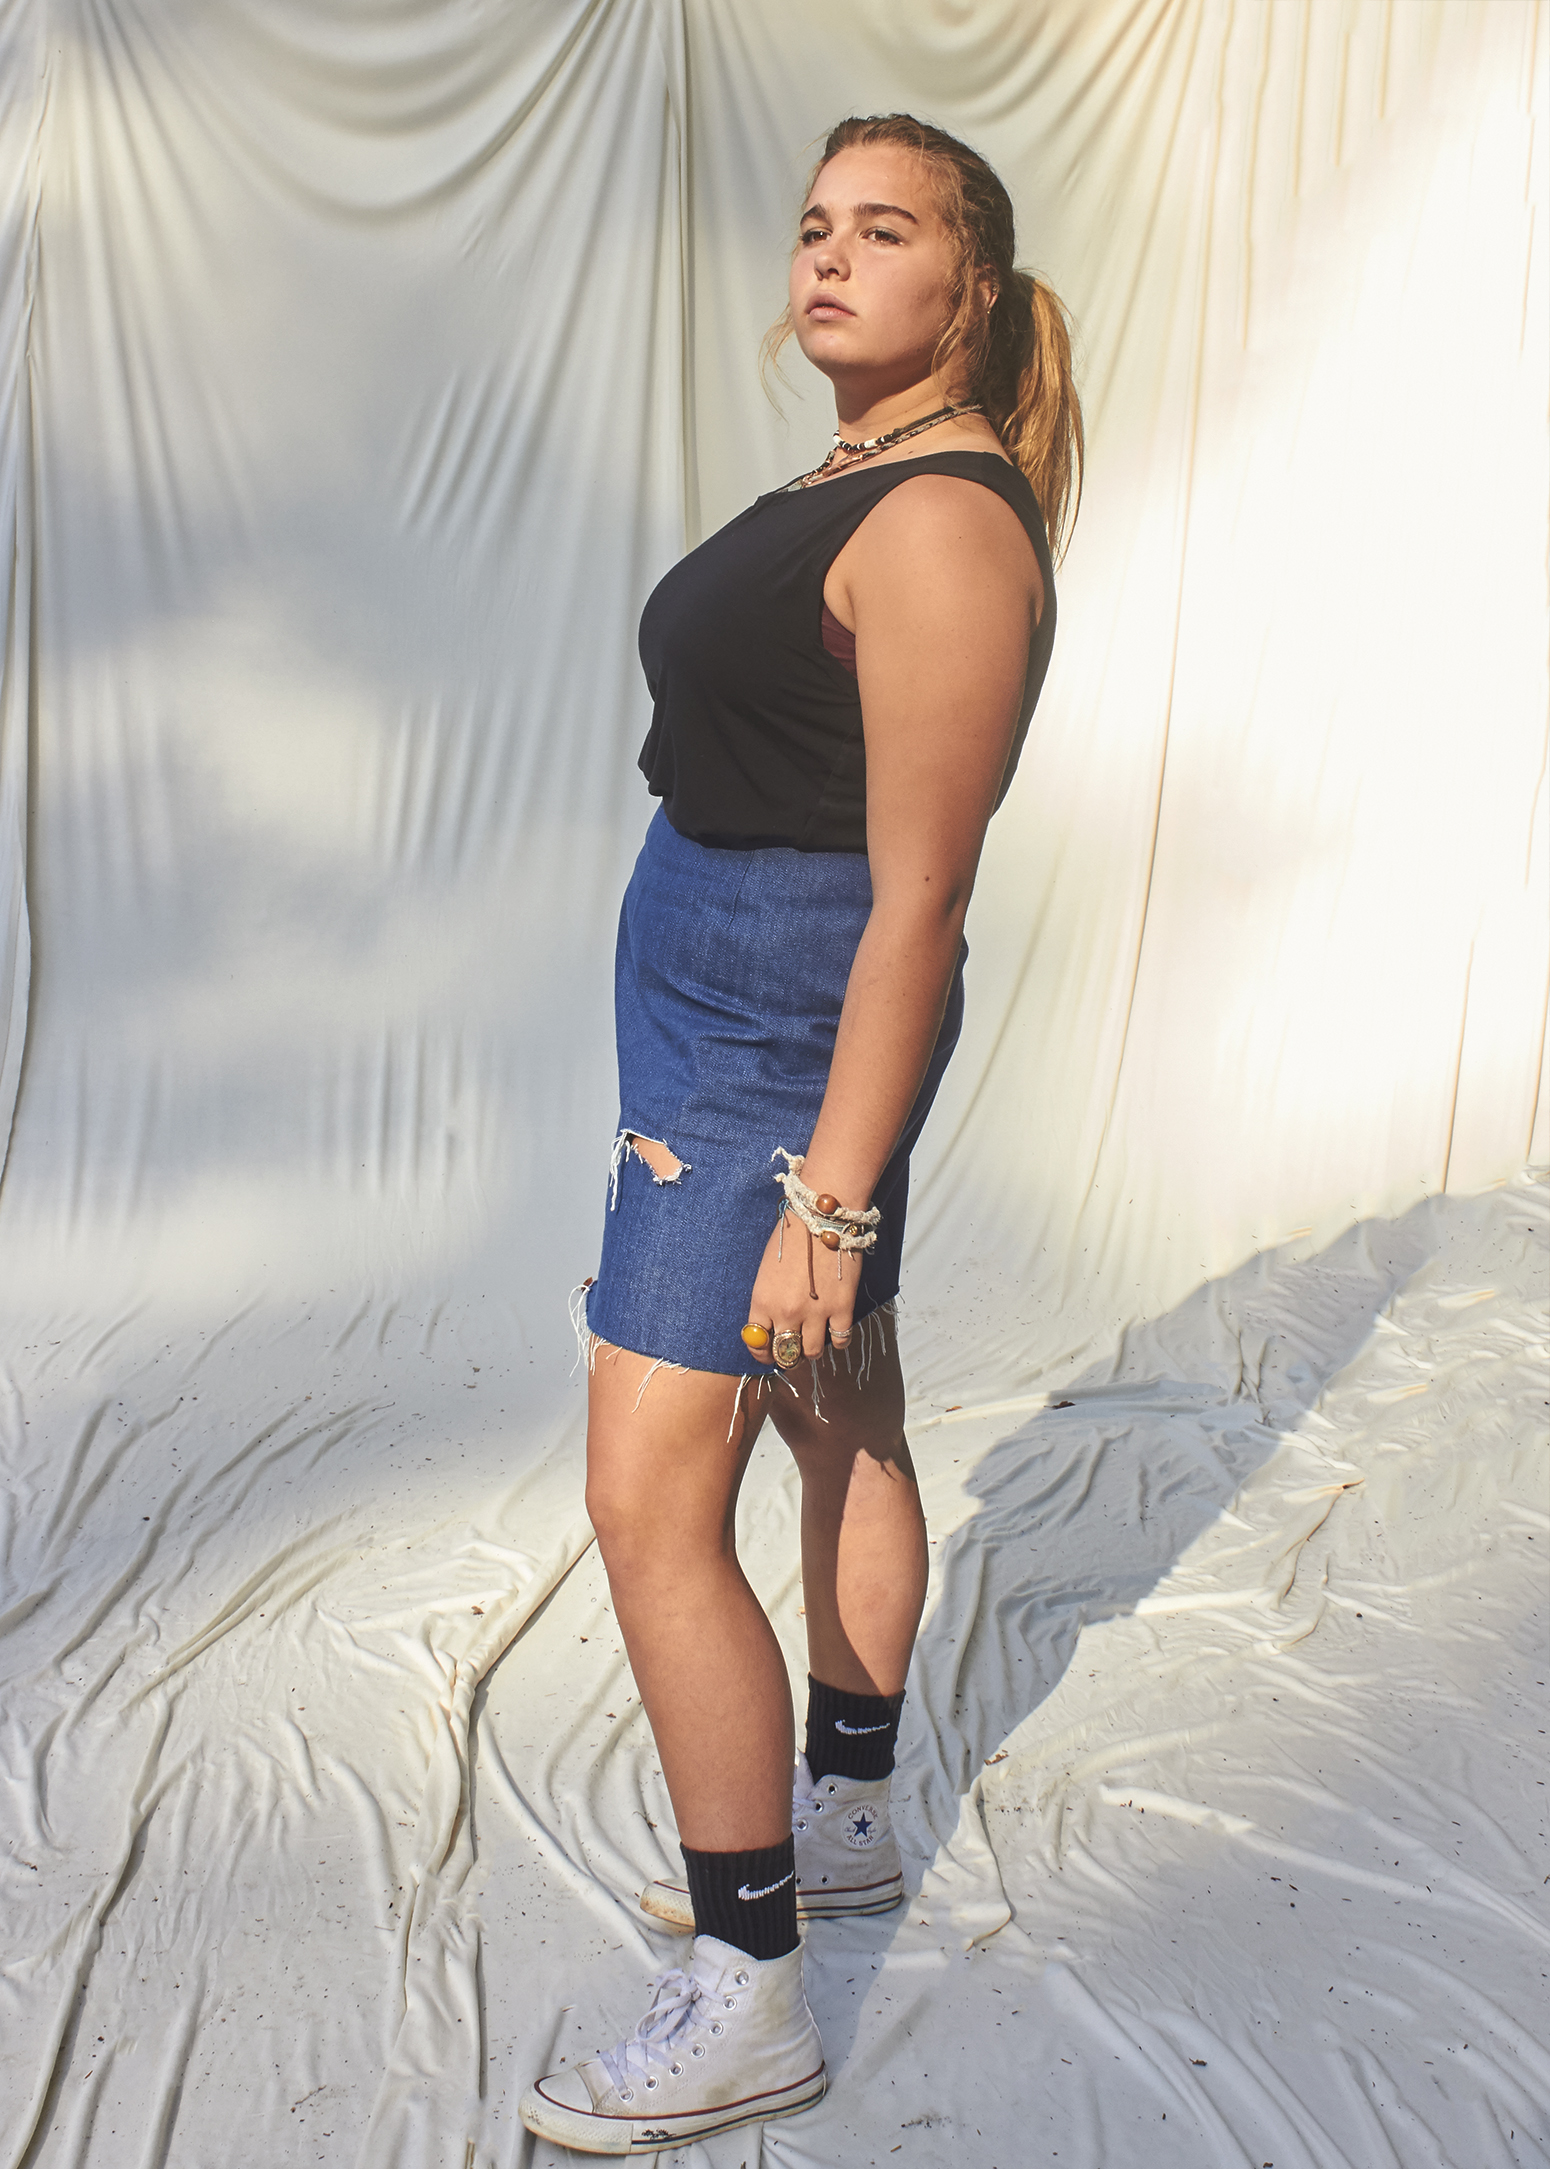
[637,451,1056,853]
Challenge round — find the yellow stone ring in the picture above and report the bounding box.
[740,1323,771,1351]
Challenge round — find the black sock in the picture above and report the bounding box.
[681,1837,798,1961]
[804,1674,905,1784]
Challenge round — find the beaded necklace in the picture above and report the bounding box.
[785,400,985,491]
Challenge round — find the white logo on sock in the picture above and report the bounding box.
[833,1719,888,1734]
[737,1872,794,1901]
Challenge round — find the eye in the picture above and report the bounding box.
[799,224,829,246]
[864,226,903,245]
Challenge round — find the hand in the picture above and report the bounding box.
[743,1208,862,1366]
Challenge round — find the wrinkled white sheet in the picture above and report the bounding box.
[0,2,1546,2165]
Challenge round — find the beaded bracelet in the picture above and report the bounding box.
[771,1149,881,1253]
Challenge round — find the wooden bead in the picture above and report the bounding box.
[813,1193,839,1216]
[819,1229,841,1251]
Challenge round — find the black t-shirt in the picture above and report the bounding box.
[637,450,1056,853]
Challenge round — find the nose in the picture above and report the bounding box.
[810,232,847,280]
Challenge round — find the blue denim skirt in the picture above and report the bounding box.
[584,808,966,1378]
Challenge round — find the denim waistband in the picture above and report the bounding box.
[639,805,873,911]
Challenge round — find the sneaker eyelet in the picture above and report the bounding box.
[645,2077,658,2090]
[711,2022,724,2036]
[692,2045,706,2058]
[734,1970,749,1986]
[669,2062,683,2076]
[620,2089,634,2102]
[812,1802,824,1813]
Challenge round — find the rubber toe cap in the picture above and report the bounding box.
[519,2065,633,2153]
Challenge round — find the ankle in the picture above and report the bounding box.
[803,1674,904,1783]
[681,1836,799,1960]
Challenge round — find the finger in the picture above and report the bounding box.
[770,1316,808,1371]
[824,1270,858,1344]
[741,1318,775,1366]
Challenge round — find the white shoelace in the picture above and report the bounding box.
[598,1968,716,2095]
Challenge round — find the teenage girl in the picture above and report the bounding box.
[521,111,1081,2153]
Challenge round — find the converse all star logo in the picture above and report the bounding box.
[737,1871,794,1901]
[843,1807,879,1846]
[833,1719,888,1734]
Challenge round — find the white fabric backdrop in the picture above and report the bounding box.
[0,4,1545,2165]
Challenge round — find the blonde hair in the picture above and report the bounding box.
[763,113,1084,562]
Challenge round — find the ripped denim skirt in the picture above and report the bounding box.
[583,807,966,1381]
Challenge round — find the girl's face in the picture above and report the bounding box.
[787,148,965,400]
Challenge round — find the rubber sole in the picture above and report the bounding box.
[794,1880,904,1920]
[519,2066,826,2153]
[639,1878,904,1931]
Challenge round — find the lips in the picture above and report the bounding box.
[806,295,854,316]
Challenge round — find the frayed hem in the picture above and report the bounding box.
[840,1296,896,1388]
[566,1294,899,1426]
[630,1351,689,1409]
[569,1301,692,1411]
[568,1279,597,1377]
[728,1369,782,1440]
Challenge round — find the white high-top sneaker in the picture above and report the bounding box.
[640,1756,904,1931]
[518,1935,825,2155]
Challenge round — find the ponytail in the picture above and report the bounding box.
[986,270,1083,564]
[772,114,1085,563]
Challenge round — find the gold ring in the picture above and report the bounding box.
[772,1329,804,1369]
[740,1322,771,1351]
[829,1325,853,1348]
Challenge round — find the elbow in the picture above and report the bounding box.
[872,876,973,944]
[938,873,974,927]
[928,884,972,939]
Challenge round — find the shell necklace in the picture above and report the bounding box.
[787,400,985,491]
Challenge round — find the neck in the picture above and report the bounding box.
[831,375,964,442]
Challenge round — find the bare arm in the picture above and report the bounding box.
[747,473,1042,1357]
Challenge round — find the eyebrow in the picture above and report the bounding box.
[800,200,920,227]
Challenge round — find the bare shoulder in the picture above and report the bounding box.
[843,467,1042,619]
[859,465,1026,541]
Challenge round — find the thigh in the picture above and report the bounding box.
[584,1343,771,1544]
[766,1332,913,1487]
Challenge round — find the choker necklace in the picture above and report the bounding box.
[787,400,984,490]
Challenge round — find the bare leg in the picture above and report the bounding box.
[769,1335,927,1697]
[585,1345,793,1851]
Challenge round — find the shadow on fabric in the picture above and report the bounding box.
[810,1191,1448,2076]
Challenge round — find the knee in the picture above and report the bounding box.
[586,1466,714,1593]
[584,1469,649,1568]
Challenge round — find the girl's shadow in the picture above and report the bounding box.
[812,1193,1445,2073]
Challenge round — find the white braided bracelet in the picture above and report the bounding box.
[771,1149,880,1253]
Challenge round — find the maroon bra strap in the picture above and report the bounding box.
[820,602,857,676]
